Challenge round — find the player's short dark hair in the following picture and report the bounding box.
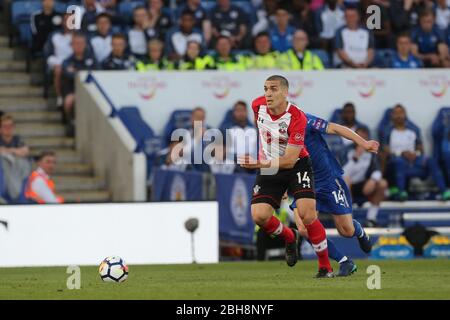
[266,75,289,89]
[96,12,111,23]
[37,151,56,161]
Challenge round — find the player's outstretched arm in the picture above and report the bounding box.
[326,122,379,153]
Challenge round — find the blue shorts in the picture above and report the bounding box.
[290,177,353,215]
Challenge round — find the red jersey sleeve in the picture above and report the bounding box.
[251,96,266,125]
[287,106,308,156]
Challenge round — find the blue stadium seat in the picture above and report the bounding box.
[311,49,330,68]
[163,109,192,146]
[374,49,395,68]
[11,1,42,46]
[431,106,450,160]
[329,108,342,123]
[11,1,42,26]
[118,0,145,24]
[118,106,162,178]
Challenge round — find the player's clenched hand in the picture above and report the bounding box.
[364,140,380,153]
[237,155,270,169]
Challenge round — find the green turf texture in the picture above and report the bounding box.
[1,259,449,299]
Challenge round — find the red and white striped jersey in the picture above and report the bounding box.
[251,96,309,160]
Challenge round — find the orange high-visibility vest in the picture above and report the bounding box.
[25,170,64,204]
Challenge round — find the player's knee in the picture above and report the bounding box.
[298,205,317,225]
[251,205,271,226]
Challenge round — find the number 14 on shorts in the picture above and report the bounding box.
[297,172,311,189]
[332,190,347,206]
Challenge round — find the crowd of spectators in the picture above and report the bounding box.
[24,0,450,132]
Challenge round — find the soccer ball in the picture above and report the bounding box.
[99,256,129,283]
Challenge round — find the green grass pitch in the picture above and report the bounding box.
[1,259,450,299]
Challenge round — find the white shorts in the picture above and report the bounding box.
[47,56,64,69]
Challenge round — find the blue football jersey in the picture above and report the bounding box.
[305,113,344,184]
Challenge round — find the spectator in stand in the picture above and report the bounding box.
[165,10,203,60]
[315,0,345,54]
[343,127,388,227]
[252,0,278,36]
[136,39,173,70]
[291,0,319,47]
[0,114,31,202]
[390,32,424,68]
[176,0,212,45]
[210,0,249,49]
[128,6,158,59]
[389,0,414,35]
[383,104,450,201]
[24,151,64,204]
[90,13,112,64]
[176,40,209,70]
[269,6,296,53]
[31,0,63,54]
[244,32,278,69]
[204,35,245,70]
[61,33,98,136]
[189,107,210,172]
[160,141,190,172]
[80,0,105,34]
[45,13,73,109]
[146,0,173,42]
[435,0,450,31]
[411,9,450,67]
[338,102,370,146]
[102,33,136,70]
[220,100,258,162]
[279,29,324,70]
[335,7,375,68]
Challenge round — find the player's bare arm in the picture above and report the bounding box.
[326,122,379,153]
[238,145,301,169]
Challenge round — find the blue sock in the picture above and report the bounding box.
[353,219,364,238]
[307,238,346,263]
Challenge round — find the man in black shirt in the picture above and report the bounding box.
[102,33,136,70]
[210,0,248,49]
[31,0,63,53]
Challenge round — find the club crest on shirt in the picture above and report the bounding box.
[278,121,288,134]
[294,133,304,141]
[253,185,261,195]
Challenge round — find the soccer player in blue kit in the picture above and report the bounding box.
[290,113,379,276]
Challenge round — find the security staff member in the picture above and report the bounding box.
[136,39,173,71]
[279,30,324,70]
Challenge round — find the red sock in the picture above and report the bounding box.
[305,219,332,272]
[261,216,295,243]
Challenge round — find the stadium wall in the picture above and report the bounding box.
[0,202,219,267]
[75,74,146,201]
[90,69,450,153]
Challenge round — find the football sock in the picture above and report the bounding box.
[306,238,346,263]
[261,215,295,243]
[353,219,365,238]
[305,219,332,272]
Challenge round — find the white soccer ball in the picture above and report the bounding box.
[99,256,129,283]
